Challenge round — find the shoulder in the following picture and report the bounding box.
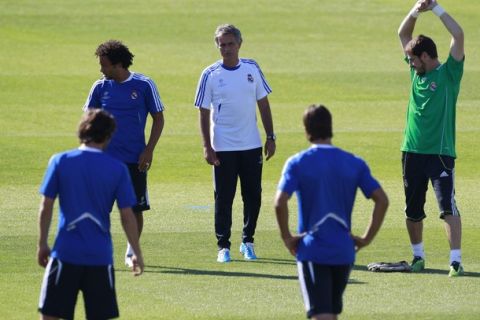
[240,58,261,70]
[90,77,108,89]
[95,153,129,174]
[100,152,125,167]
[131,72,149,81]
[286,148,311,166]
[131,72,156,84]
[130,72,160,90]
[442,54,465,70]
[200,61,223,76]
[338,148,367,165]
[47,152,64,165]
[240,58,259,66]
[337,147,357,159]
[318,147,367,166]
[47,149,78,166]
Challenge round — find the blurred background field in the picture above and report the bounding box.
[1,1,479,319]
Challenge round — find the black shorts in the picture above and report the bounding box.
[297,261,352,318]
[38,258,119,320]
[402,152,460,221]
[127,163,150,213]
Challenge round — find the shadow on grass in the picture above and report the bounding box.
[236,257,297,265]
[352,264,480,277]
[140,265,298,280]
[353,264,369,272]
[120,263,366,284]
[420,268,480,277]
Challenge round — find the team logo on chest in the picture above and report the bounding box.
[131,90,138,99]
[429,82,437,92]
[102,91,110,100]
[247,74,254,83]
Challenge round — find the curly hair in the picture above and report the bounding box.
[95,40,134,68]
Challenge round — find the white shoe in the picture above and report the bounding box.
[240,242,257,260]
[217,248,231,263]
[125,255,134,268]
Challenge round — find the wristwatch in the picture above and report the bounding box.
[266,134,276,141]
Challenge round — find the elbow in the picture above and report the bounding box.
[372,188,389,210]
[456,29,464,42]
[380,191,389,209]
[274,198,288,215]
[398,26,408,39]
[451,24,464,42]
[273,201,282,213]
[382,196,390,211]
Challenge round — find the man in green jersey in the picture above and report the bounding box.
[398,0,464,277]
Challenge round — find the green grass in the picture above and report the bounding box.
[1,0,479,319]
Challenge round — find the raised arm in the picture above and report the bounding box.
[428,0,464,61]
[398,0,429,53]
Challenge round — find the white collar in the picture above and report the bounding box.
[79,145,102,153]
[310,144,335,149]
[121,72,134,83]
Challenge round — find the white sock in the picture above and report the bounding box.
[450,249,461,264]
[126,243,134,257]
[412,242,425,259]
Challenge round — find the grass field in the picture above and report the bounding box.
[1,0,479,319]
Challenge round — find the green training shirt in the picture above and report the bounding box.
[401,54,464,158]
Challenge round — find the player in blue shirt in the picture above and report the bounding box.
[275,105,388,320]
[84,40,165,267]
[37,110,144,320]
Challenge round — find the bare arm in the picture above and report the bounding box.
[120,207,144,276]
[257,96,276,160]
[274,190,302,256]
[199,108,219,166]
[352,188,389,251]
[398,1,426,53]
[37,196,55,267]
[138,112,164,171]
[428,1,464,61]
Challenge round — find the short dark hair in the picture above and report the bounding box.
[406,34,438,59]
[78,109,116,144]
[303,104,333,142]
[95,40,134,68]
[214,24,243,46]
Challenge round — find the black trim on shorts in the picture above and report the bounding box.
[38,258,119,320]
[402,152,460,221]
[297,261,351,318]
[126,163,150,212]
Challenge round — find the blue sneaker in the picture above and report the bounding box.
[217,248,231,263]
[240,242,257,260]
